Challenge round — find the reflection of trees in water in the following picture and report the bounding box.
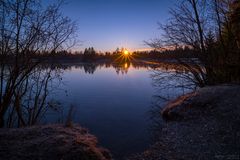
[6,61,198,129]
[0,0,76,128]
[148,67,195,142]
[43,61,199,142]
[3,67,63,128]
[41,62,131,75]
[113,62,131,75]
[151,63,198,91]
[38,61,205,80]
[83,64,97,74]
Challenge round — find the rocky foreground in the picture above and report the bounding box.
[129,84,240,160]
[0,125,111,160]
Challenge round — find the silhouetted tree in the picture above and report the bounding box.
[83,47,97,61]
[147,0,240,87]
[0,0,76,127]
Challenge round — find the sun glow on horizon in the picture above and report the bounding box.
[124,50,129,55]
[114,48,135,63]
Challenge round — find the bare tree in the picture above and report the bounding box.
[0,0,77,127]
[147,0,240,87]
[151,0,209,87]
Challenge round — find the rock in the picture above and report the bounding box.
[161,91,197,121]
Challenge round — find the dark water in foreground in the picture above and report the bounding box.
[46,62,193,158]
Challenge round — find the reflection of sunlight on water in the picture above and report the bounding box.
[124,63,129,69]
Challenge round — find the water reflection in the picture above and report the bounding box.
[83,64,98,74]
[41,60,196,76]
[38,61,196,159]
[148,77,194,143]
[115,62,130,75]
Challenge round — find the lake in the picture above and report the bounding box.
[45,62,193,159]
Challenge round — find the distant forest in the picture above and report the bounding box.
[1,46,198,62]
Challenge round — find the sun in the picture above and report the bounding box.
[124,50,129,55]
[114,48,135,63]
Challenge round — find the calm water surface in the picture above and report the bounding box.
[47,63,191,158]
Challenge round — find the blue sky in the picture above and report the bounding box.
[49,0,174,52]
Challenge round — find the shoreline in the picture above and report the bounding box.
[129,84,240,160]
[0,124,112,160]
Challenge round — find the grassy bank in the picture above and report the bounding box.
[0,125,111,160]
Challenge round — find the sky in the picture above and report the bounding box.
[50,0,174,52]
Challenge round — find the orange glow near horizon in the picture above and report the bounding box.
[114,48,135,63]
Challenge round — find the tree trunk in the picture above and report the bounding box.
[191,0,205,53]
